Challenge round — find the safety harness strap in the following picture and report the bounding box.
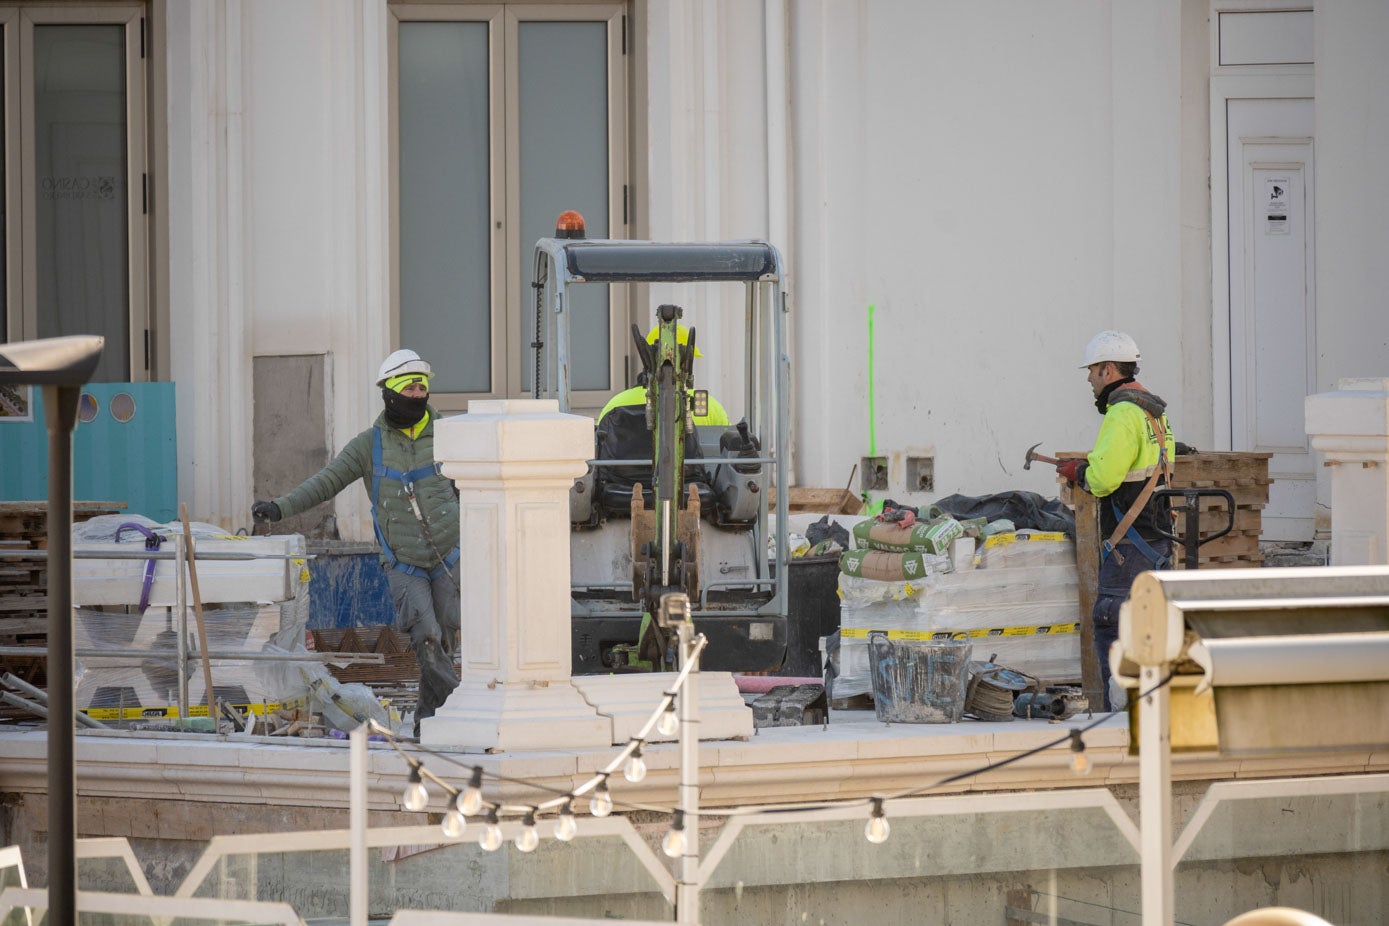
[370,427,454,578]
[1101,408,1172,567]
[115,522,166,614]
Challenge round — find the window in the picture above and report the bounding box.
[0,6,148,384]
[390,3,627,409]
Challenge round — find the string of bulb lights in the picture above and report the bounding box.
[380,657,1173,854]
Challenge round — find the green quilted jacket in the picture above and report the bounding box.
[274,409,459,570]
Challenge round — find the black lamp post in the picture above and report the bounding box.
[0,335,104,926]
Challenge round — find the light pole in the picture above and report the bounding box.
[0,335,104,926]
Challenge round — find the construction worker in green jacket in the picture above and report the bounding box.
[1056,330,1174,710]
[253,349,460,736]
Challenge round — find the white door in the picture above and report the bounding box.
[1226,98,1315,542]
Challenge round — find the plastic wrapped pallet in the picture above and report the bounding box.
[839,562,1084,681]
[72,603,309,717]
[978,530,1075,569]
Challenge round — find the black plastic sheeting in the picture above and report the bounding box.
[934,490,1076,537]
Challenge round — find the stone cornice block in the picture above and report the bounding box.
[1306,378,1389,439]
[435,399,594,483]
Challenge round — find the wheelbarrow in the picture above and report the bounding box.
[1151,487,1237,570]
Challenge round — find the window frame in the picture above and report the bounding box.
[388,1,627,412]
[3,4,148,382]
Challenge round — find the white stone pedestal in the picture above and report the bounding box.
[1306,378,1389,566]
[421,399,610,750]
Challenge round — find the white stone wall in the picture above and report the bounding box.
[161,0,1388,536]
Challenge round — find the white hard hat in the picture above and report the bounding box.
[376,349,432,386]
[1081,330,1141,368]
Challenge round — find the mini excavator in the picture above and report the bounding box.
[530,212,792,673]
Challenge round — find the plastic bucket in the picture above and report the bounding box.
[866,632,972,723]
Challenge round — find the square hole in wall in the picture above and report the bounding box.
[861,456,888,492]
[907,455,935,493]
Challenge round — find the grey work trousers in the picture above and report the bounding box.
[386,566,461,733]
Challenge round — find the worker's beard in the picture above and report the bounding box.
[1094,377,1134,415]
[382,388,429,429]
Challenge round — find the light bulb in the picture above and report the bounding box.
[1069,730,1093,776]
[658,703,679,737]
[441,807,467,839]
[865,798,890,844]
[402,765,429,812]
[479,810,502,852]
[554,802,578,842]
[624,747,647,783]
[460,767,485,816]
[590,780,613,817]
[661,811,686,858]
[515,812,539,853]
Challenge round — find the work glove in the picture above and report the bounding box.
[1056,460,1087,486]
[252,500,282,523]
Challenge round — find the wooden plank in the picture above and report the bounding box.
[1070,484,1102,710]
[767,486,863,515]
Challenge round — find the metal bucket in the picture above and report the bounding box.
[866,631,972,724]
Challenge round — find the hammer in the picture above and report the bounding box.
[1023,442,1063,471]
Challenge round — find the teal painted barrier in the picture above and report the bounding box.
[0,382,179,522]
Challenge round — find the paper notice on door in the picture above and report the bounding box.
[1265,176,1291,235]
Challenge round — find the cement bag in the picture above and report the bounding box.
[852,517,964,555]
[840,549,949,582]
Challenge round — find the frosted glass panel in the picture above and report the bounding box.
[519,21,609,392]
[0,34,6,342]
[398,22,491,394]
[34,24,129,382]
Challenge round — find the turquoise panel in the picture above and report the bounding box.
[0,383,178,522]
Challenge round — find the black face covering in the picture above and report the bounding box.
[1094,376,1135,415]
[382,387,429,428]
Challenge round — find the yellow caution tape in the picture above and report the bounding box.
[982,531,1070,549]
[840,623,1077,642]
[81,699,305,721]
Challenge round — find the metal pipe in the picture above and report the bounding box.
[2,672,109,728]
[0,647,384,664]
[0,689,49,719]
[676,619,701,924]
[45,382,79,926]
[176,533,189,723]
[0,550,312,560]
[349,723,367,926]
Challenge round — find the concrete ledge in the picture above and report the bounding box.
[2,712,1385,816]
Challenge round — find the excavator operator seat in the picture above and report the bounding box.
[593,405,716,517]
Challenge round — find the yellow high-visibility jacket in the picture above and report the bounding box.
[598,385,730,428]
[1084,385,1174,542]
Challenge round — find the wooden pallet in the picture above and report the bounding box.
[1168,452,1271,568]
[309,625,421,692]
[0,501,126,698]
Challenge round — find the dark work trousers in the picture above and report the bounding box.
[386,566,461,734]
[1092,538,1172,710]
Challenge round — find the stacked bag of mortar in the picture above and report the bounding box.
[825,503,1082,700]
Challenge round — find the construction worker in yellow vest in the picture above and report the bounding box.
[597,324,730,428]
[1056,330,1175,710]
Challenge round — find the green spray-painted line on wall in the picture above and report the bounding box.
[867,303,877,458]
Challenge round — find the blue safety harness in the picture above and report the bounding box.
[1099,406,1173,570]
[370,427,459,581]
[1101,500,1172,569]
